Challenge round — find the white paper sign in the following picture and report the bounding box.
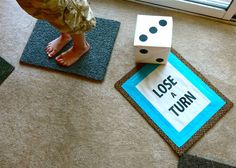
[136,63,210,132]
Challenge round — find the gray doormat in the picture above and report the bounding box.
[0,57,14,85]
[178,154,236,168]
[20,18,120,81]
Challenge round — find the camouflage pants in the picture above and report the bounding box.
[16,0,96,34]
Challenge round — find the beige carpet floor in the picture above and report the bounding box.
[0,0,235,167]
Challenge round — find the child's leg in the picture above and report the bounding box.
[46,33,72,58]
[17,0,95,66]
[55,33,90,67]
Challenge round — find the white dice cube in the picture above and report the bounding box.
[134,15,173,64]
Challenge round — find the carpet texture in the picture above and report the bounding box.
[20,18,120,81]
[1,0,236,167]
[178,154,236,168]
[0,57,14,85]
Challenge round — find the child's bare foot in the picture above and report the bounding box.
[45,33,72,58]
[55,43,90,67]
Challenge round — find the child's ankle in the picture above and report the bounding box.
[61,33,71,40]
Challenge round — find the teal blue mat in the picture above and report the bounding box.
[0,57,14,85]
[20,18,120,81]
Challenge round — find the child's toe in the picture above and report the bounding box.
[46,47,53,53]
[56,57,64,64]
[48,50,57,58]
[55,56,61,61]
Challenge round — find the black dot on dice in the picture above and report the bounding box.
[159,20,167,27]
[140,49,148,54]
[139,34,148,42]
[149,27,158,34]
[156,58,164,62]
